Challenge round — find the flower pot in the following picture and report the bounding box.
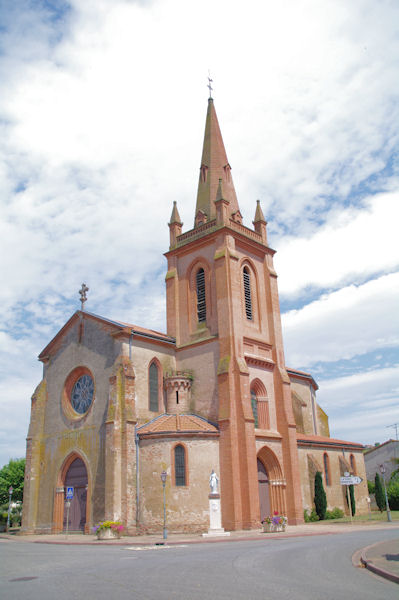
[262,523,286,533]
[96,528,121,540]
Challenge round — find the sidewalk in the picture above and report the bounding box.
[1,521,398,584]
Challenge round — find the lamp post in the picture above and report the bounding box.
[160,470,167,540]
[6,486,13,531]
[379,464,392,523]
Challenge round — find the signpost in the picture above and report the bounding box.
[340,472,362,524]
[65,487,74,538]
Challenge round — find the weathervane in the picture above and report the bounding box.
[207,72,213,98]
[79,283,89,311]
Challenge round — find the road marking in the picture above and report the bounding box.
[123,544,188,551]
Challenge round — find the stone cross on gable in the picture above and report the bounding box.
[79,283,89,311]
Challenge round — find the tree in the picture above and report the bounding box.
[314,471,327,520]
[374,472,386,512]
[347,484,356,516]
[0,458,25,504]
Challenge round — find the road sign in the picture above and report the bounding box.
[340,476,363,485]
[66,486,74,500]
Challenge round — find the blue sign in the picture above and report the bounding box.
[66,486,74,500]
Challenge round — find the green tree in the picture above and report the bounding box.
[0,458,25,504]
[346,484,356,516]
[374,472,386,512]
[387,480,399,510]
[314,471,327,520]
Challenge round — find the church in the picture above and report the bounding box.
[21,96,368,535]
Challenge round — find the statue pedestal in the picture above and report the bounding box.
[202,494,230,537]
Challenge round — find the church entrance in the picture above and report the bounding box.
[257,458,270,520]
[63,457,88,532]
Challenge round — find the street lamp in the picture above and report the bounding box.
[379,464,392,523]
[6,486,13,532]
[160,470,167,540]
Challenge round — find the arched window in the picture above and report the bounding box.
[243,266,253,320]
[350,454,356,474]
[174,445,186,486]
[196,268,206,322]
[149,361,160,412]
[250,389,259,428]
[323,453,330,486]
[250,381,270,429]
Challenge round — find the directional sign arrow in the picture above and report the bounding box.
[340,476,363,485]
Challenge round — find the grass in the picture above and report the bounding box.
[313,510,399,524]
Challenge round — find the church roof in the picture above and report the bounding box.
[195,98,240,224]
[137,413,219,438]
[287,368,319,391]
[38,310,175,361]
[296,433,364,450]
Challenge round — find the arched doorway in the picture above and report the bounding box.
[257,446,287,517]
[257,459,270,520]
[63,457,88,532]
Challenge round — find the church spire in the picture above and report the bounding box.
[194,98,240,226]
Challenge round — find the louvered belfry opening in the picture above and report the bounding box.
[174,445,186,486]
[196,268,206,322]
[243,267,253,320]
[149,362,159,411]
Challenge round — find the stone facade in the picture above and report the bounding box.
[22,98,368,536]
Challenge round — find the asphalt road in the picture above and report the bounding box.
[1,530,398,600]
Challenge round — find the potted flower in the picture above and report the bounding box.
[261,511,287,533]
[92,521,125,540]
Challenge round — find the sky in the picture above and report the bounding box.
[0,0,398,468]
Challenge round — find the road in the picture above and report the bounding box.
[0,530,398,600]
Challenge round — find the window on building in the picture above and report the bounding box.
[350,454,356,474]
[243,267,253,320]
[196,268,206,322]
[149,362,159,412]
[250,389,259,428]
[251,382,270,429]
[323,453,330,486]
[174,445,186,486]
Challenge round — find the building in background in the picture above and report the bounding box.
[364,440,399,483]
[22,97,368,534]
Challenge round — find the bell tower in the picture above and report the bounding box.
[164,97,304,529]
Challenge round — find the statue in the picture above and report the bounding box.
[209,470,219,494]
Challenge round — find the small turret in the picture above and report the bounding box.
[253,199,268,244]
[169,201,183,248]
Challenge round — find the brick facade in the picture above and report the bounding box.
[22,98,368,535]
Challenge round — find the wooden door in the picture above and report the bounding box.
[258,458,270,520]
[63,458,88,531]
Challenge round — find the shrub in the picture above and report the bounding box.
[304,508,319,522]
[374,472,386,512]
[367,480,375,494]
[388,480,399,510]
[325,507,344,520]
[314,471,327,520]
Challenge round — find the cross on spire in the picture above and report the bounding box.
[79,283,89,311]
[207,73,213,98]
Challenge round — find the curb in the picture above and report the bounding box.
[360,542,399,585]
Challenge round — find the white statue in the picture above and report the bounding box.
[209,470,219,494]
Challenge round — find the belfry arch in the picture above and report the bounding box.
[257,446,287,518]
[53,451,91,534]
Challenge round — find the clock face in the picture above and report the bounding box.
[71,374,94,414]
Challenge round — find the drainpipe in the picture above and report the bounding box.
[135,426,140,529]
[129,330,134,360]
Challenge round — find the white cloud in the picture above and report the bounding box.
[275,193,399,296]
[282,272,399,365]
[0,0,398,465]
[317,366,399,444]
